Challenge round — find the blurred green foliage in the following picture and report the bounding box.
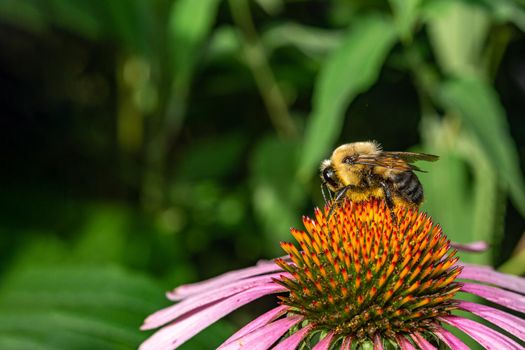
[0,0,524,348]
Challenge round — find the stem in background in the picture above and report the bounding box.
[228,0,298,139]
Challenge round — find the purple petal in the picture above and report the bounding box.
[397,336,415,350]
[139,284,287,350]
[458,300,525,340]
[461,282,525,313]
[451,241,488,252]
[217,315,302,350]
[434,327,469,350]
[340,337,352,350]
[459,264,525,294]
[312,332,335,350]
[373,335,383,350]
[410,333,436,350]
[142,273,288,330]
[442,315,523,350]
[272,324,312,350]
[221,305,289,346]
[168,260,283,301]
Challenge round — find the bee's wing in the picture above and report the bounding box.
[356,152,439,172]
[382,152,439,163]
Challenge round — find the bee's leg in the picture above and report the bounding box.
[321,184,331,216]
[321,183,330,204]
[327,185,334,201]
[334,185,351,203]
[380,181,397,224]
[327,186,350,219]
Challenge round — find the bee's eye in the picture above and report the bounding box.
[343,155,357,164]
[322,167,338,187]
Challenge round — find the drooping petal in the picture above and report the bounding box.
[221,305,289,346]
[312,332,335,350]
[140,284,286,350]
[442,315,523,350]
[373,335,383,350]
[217,315,302,350]
[167,260,283,301]
[340,337,352,350]
[142,273,288,330]
[461,282,525,313]
[451,241,488,252]
[272,324,312,350]
[434,327,469,350]
[458,300,525,340]
[410,333,436,350]
[397,335,416,350]
[460,264,525,294]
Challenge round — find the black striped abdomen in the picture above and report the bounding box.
[391,171,424,205]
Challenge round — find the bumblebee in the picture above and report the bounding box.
[320,141,438,214]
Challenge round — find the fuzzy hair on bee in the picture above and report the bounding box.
[320,141,438,218]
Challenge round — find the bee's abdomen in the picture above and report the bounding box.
[392,171,424,205]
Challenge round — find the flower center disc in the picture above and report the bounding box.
[275,199,462,342]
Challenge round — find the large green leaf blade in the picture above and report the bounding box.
[425,0,490,76]
[0,264,166,350]
[420,118,497,265]
[298,15,397,181]
[440,77,525,217]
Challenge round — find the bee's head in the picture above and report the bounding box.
[320,159,340,190]
[342,154,359,165]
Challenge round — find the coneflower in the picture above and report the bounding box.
[140,199,525,349]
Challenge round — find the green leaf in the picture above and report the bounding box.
[420,150,472,242]
[254,0,283,15]
[425,0,490,76]
[261,22,343,58]
[207,26,242,59]
[499,247,525,275]
[169,0,221,91]
[0,264,166,350]
[389,0,421,42]
[179,320,236,350]
[297,15,397,182]
[484,0,525,32]
[420,117,498,265]
[439,77,525,218]
[74,205,131,264]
